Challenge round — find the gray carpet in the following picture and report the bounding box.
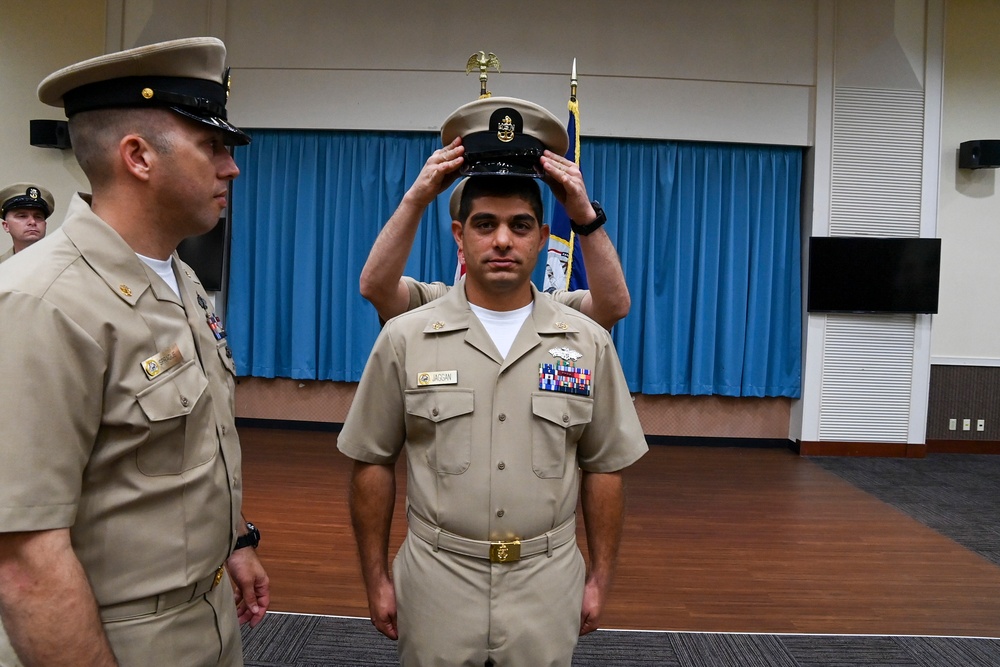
[812,453,1000,568]
[241,613,1000,666]
[242,452,1000,665]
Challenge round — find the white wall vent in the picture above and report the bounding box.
[830,87,924,238]
[818,314,915,442]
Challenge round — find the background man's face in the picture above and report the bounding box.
[2,208,47,248]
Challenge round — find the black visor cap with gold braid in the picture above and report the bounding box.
[460,107,546,176]
[441,96,568,179]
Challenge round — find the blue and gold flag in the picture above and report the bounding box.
[543,89,588,293]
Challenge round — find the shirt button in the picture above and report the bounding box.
[222,425,228,435]
[497,461,506,470]
[181,396,190,407]
[562,414,570,423]
[432,408,440,417]
[498,413,507,422]
[496,509,505,517]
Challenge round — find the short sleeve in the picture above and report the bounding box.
[575,331,648,473]
[338,325,407,464]
[403,277,450,312]
[550,289,587,312]
[0,292,104,531]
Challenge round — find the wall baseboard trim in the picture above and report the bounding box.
[798,441,927,458]
[236,417,343,433]
[232,421,797,451]
[646,435,795,449]
[931,357,1000,367]
[925,439,1000,455]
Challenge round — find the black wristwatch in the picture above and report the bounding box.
[234,521,260,550]
[570,200,607,236]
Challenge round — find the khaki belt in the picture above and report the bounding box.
[407,508,576,564]
[99,565,225,622]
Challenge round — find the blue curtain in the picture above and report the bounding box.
[227,130,456,380]
[589,140,803,397]
[228,130,802,397]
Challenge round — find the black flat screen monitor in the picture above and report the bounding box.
[807,236,941,314]
[177,217,228,292]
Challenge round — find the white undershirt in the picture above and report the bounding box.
[136,253,180,298]
[469,302,533,358]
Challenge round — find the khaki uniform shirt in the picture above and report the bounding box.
[403,276,587,314]
[340,281,647,541]
[0,247,13,263]
[0,194,242,606]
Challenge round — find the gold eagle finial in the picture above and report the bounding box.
[465,51,501,99]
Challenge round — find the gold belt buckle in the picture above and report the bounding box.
[212,565,225,589]
[489,540,521,563]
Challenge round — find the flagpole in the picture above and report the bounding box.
[571,57,577,103]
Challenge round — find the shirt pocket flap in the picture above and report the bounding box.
[404,388,475,423]
[531,393,594,429]
[136,359,209,422]
[216,341,236,375]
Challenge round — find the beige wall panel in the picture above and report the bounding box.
[228,69,813,145]
[0,0,104,254]
[933,0,1000,362]
[225,0,816,86]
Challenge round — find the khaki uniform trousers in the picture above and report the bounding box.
[393,531,585,667]
[0,580,240,667]
[104,576,242,667]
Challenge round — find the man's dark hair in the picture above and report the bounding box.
[458,176,544,225]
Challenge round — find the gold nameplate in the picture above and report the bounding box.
[417,370,458,386]
[141,344,183,380]
[490,540,521,563]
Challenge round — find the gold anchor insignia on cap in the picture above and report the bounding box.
[27,187,39,200]
[224,67,232,99]
[119,284,133,297]
[497,115,515,143]
[141,88,154,100]
[432,321,445,330]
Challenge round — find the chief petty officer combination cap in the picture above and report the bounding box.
[441,96,568,178]
[36,36,249,146]
[0,183,55,219]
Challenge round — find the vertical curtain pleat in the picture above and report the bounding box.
[228,130,802,396]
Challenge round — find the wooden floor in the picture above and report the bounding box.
[239,428,1000,637]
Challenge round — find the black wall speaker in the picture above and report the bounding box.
[959,139,1000,169]
[30,119,71,149]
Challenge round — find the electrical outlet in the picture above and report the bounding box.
[963,418,972,431]
[977,419,985,432]
[949,418,957,431]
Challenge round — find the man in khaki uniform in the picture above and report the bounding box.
[0,183,54,262]
[340,97,647,667]
[0,38,268,667]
